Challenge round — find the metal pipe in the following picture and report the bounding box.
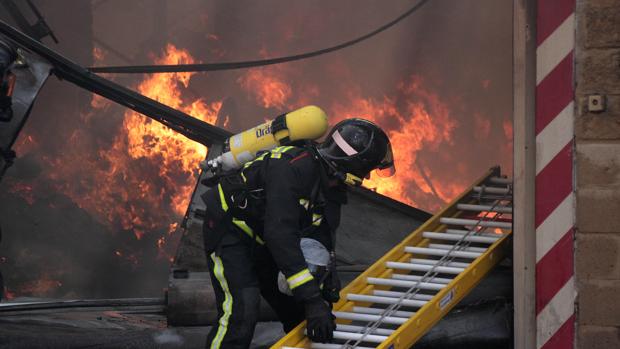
[456,203,513,214]
[405,246,481,259]
[336,324,395,336]
[473,186,511,195]
[469,194,514,201]
[410,258,470,268]
[310,343,374,349]
[445,229,506,238]
[391,273,452,284]
[423,231,499,244]
[440,217,513,229]
[367,277,445,291]
[386,261,464,274]
[488,177,512,185]
[352,306,415,318]
[334,310,409,324]
[428,244,487,253]
[331,331,387,343]
[372,290,434,301]
[346,294,427,308]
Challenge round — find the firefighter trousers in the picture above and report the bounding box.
[205,230,305,349]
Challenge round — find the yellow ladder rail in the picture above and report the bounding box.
[272,167,512,349]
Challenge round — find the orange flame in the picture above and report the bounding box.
[330,76,461,210]
[11,44,220,263]
[122,44,220,216]
[17,276,63,297]
[238,67,292,109]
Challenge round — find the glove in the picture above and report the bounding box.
[321,269,341,304]
[305,296,336,343]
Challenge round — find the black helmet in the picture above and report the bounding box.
[317,118,395,186]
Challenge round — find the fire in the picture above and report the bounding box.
[16,276,63,297]
[9,44,219,265]
[123,44,220,216]
[237,67,292,109]
[330,76,461,210]
[93,46,105,62]
[7,182,34,205]
[236,67,465,211]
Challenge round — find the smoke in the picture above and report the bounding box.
[0,0,512,299]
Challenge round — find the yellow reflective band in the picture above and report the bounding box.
[232,218,265,245]
[240,171,247,182]
[273,146,289,153]
[210,253,232,349]
[217,184,229,212]
[244,152,268,168]
[270,146,294,158]
[344,173,363,186]
[312,213,323,226]
[299,198,310,210]
[287,268,314,290]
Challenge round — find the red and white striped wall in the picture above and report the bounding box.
[535,0,576,348]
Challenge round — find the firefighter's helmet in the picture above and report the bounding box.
[317,118,395,185]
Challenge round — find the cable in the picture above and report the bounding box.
[88,0,431,74]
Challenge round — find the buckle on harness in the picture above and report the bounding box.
[271,114,291,145]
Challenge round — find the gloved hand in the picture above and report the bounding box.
[321,269,341,303]
[305,296,336,343]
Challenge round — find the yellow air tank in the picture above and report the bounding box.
[207,105,328,171]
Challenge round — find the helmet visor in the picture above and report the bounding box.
[375,141,395,177]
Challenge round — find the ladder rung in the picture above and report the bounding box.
[374,290,435,301]
[410,258,470,269]
[446,229,506,238]
[391,273,452,284]
[428,243,487,253]
[405,246,481,259]
[346,294,427,308]
[331,330,388,343]
[310,344,375,349]
[473,186,511,195]
[489,176,512,185]
[373,290,434,301]
[386,261,464,274]
[367,277,445,291]
[336,324,395,336]
[423,231,499,244]
[456,203,512,213]
[352,306,415,318]
[334,310,409,324]
[440,217,513,229]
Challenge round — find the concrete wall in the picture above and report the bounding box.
[575,0,620,346]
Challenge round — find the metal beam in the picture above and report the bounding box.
[0,21,232,146]
[513,0,537,348]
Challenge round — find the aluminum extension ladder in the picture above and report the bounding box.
[271,167,513,349]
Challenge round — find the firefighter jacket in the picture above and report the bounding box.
[202,145,347,303]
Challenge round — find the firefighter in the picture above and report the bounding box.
[201,118,394,348]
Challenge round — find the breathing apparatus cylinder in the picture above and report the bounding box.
[205,105,328,171]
